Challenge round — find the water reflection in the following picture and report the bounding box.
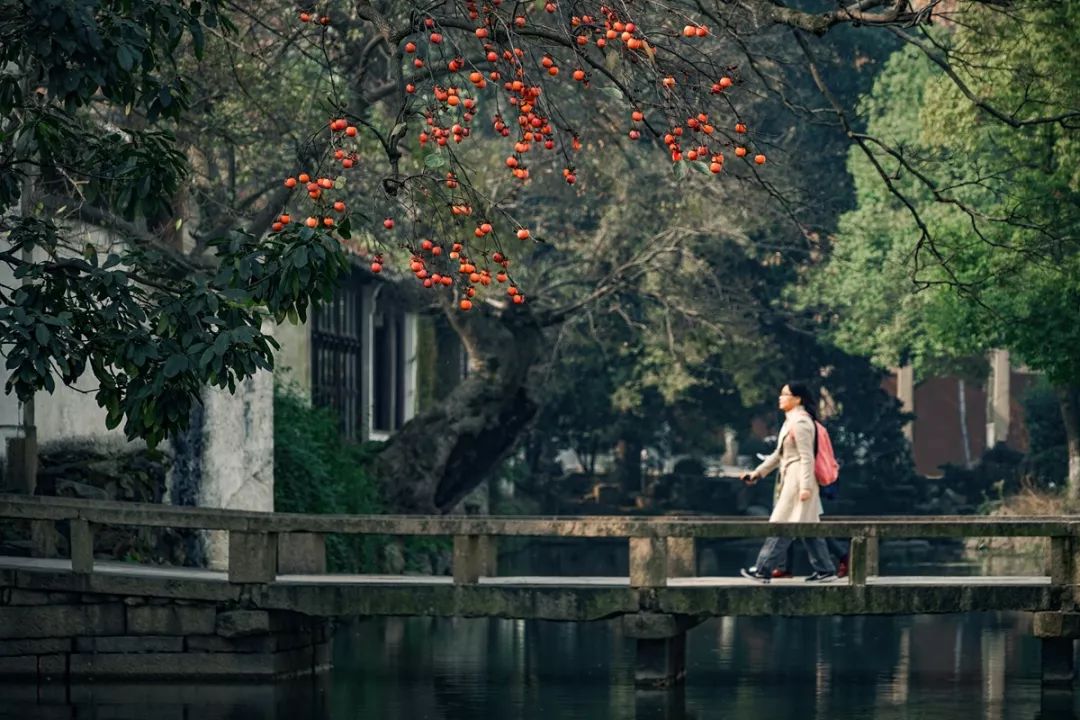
[4,613,1078,720]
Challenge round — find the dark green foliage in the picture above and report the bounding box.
[1021,379,1068,487]
[273,383,384,572]
[0,0,226,121]
[0,0,347,447]
[0,222,347,446]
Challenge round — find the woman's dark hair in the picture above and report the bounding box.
[784,382,818,422]
[785,382,820,455]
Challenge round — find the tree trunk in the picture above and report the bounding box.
[1059,385,1080,506]
[370,306,545,513]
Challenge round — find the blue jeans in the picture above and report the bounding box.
[780,537,849,571]
[755,535,836,574]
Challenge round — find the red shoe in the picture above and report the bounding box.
[836,558,849,579]
[771,568,793,579]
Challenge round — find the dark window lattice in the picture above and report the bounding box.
[311,273,365,440]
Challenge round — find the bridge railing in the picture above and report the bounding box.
[0,494,1075,588]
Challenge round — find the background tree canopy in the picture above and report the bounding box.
[798,2,1080,498]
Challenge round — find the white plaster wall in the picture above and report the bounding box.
[198,368,275,569]
[404,313,419,422]
[273,315,311,398]
[34,374,127,445]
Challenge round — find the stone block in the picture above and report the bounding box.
[0,655,39,675]
[186,634,278,654]
[216,609,270,638]
[0,653,65,677]
[621,613,698,640]
[453,535,487,585]
[1034,612,1080,639]
[0,637,73,657]
[75,635,184,653]
[70,651,279,678]
[228,532,277,583]
[37,653,67,678]
[70,519,94,574]
[278,533,326,574]
[5,589,52,605]
[126,605,215,636]
[0,604,124,639]
[630,537,667,588]
[67,647,321,679]
[0,705,72,720]
[665,538,695,578]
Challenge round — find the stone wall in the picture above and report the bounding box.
[0,588,331,680]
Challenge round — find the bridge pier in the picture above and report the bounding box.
[622,613,700,688]
[1034,612,1080,688]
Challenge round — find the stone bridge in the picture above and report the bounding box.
[1,494,1078,688]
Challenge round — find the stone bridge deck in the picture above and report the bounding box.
[1,495,1078,686]
[0,555,1059,621]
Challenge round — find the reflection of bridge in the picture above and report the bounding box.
[1,494,1077,689]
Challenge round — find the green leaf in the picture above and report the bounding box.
[424,153,447,169]
[117,46,136,72]
[600,85,624,102]
[163,354,188,378]
[34,324,51,346]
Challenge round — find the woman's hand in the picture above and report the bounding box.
[799,489,811,502]
[741,472,760,486]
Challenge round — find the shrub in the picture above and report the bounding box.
[1021,379,1068,488]
[273,382,384,572]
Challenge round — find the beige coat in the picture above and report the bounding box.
[753,408,823,523]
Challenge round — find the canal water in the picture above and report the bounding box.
[5,610,1077,719]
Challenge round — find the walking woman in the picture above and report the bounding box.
[740,383,837,582]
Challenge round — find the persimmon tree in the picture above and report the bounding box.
[235,0,919,511]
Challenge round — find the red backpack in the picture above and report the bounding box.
[813,421,840,487]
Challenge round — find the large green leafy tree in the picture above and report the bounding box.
[800,3,1080,498]
[0,0,346,446]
